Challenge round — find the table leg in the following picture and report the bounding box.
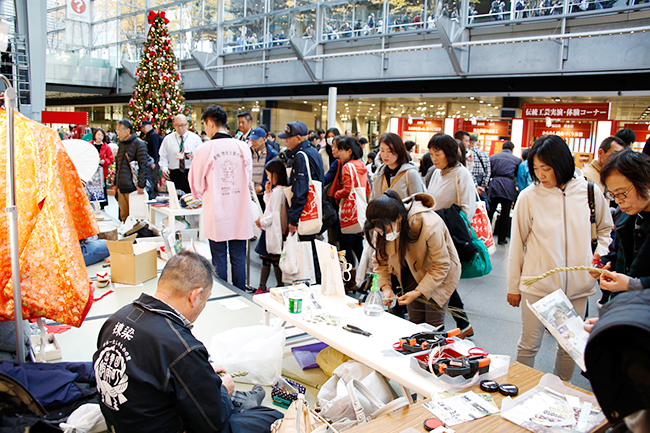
[263,309,270,326]
[168,212,176,236]
[150,206,156,226]
[400,384,415,404]
[198,211,204,240]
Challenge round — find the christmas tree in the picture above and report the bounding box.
[128,11,194,134]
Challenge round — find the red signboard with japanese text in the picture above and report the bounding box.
[523,103,610,121]
[398,118,444,154]
[400,118,444,133]
[532,121,593,139]
[622,123,650,143]
[462,120,510,136]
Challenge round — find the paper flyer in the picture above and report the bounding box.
[423,391,500,426]
[526,289,589,372]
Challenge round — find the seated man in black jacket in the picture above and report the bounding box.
[93,251,282,433]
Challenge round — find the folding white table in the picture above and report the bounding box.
[254,290,460,402]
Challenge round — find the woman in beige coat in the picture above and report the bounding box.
[364,190,461,328]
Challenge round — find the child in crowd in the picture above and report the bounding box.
[254,158,288,295]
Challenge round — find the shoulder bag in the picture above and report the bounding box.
[339,163,367,234]
[587,181,598,254]
[455,171,492,278]
[271,394,338,433]
[284,151,323,235]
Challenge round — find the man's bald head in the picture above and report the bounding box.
[173,114,189,136]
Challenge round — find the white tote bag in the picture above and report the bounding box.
[284,151,322,236]
[339,163,367,234]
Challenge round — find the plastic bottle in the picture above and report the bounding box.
[364,273,384,317]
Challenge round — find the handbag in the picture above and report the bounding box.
[454,171,492,278]
[318,360,408,430]
[271,394,338,433]
[339,163,367,234]
[284,151,323,235]
[470,192,496,255]
[459,209,492,279]
[346,379,409,425]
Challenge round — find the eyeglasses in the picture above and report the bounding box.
[604,184,634,201]
[174,123,188,127]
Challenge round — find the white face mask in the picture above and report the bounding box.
[327,137,333,146]
[385,223,400,242]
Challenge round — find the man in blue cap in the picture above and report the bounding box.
[249,127,278,211]
[278,121,324,282]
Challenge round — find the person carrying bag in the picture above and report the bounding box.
[285,151,323,235]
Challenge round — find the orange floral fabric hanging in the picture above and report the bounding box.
[0,110,98,327]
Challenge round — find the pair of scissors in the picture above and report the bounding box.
[342,324,372,337]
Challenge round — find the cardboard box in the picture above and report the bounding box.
[106,234,158,285]
[31,333,62,362]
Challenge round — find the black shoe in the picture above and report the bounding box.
[497,239,508,245]
[231,384,265,409]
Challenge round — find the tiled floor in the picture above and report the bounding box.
[59,193,597,411]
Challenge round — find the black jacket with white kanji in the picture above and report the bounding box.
[93,293,234,433]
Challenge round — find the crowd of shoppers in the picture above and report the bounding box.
[87,106,650,393]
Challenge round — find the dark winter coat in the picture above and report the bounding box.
[115,133,151,193]
[585,289,650,425]
[287,141,324,227]
[487,148,521,201]
[602,211,650,292]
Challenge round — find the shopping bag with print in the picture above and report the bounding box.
[340,164,367,234]
[471,195,496,255]
[284,151,322,235]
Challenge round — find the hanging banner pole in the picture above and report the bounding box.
[2,75,23,362]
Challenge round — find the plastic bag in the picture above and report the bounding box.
[279,232,299,275]
[317,360,399,429]
[281,240,316,285]
[209,325,285,385]
[59,403,107,433]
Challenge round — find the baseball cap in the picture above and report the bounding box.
[140,120,152,128]
[278,121,308,139]
[249,127,267,141]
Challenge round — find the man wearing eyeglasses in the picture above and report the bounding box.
[159,114,202,194]
[583,136,625,196]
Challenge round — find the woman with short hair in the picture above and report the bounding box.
[507,134,613,381]
[594,150,650,295]
[426,133,476,219]
[425,133,477,338]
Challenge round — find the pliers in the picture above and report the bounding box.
[342,324,372,337]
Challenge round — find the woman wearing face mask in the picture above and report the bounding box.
[365,190,461,328]
[319,127,340,175]
[507,135,613,382]
[370,133,424,200]
[589,150,650,297]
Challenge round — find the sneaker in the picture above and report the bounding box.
[459,325,474,340]
[253,287,269,295]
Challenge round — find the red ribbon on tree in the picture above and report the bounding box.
[147,10,169,25]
